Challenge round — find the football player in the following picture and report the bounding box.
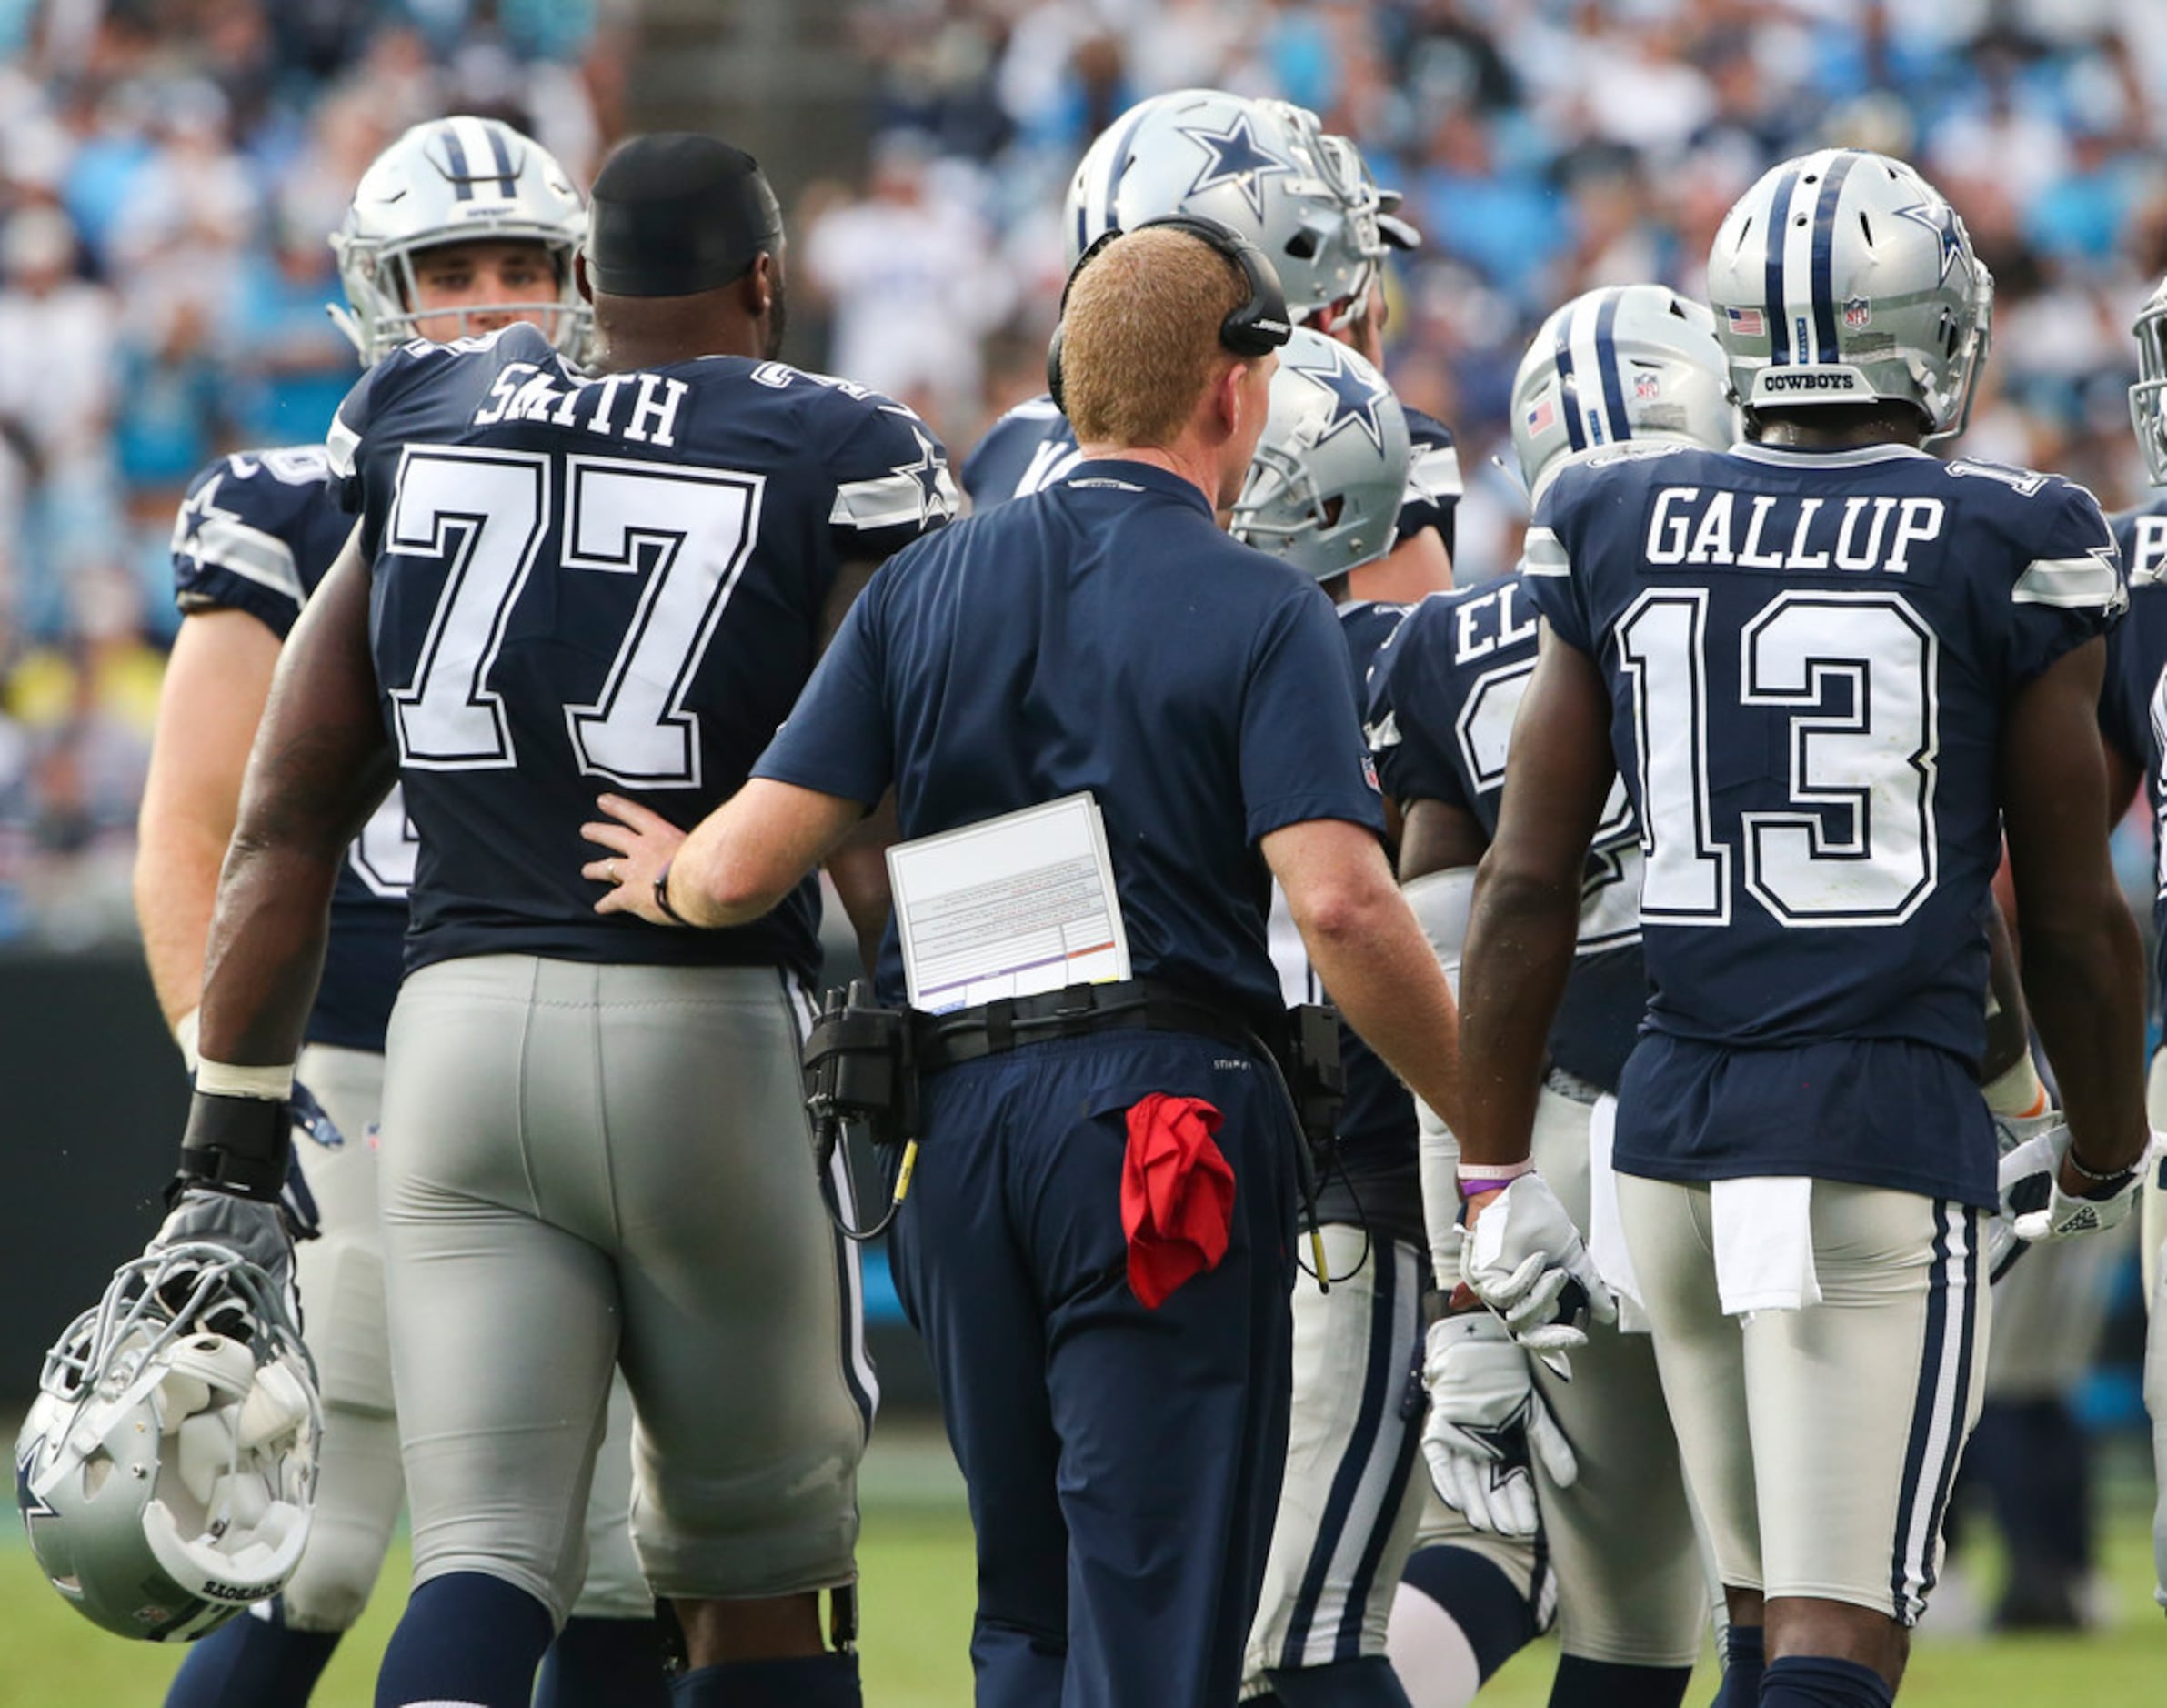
[2093,268,2167,1618]
[1368,284,1737,1708]
[964,89,1460,604]
[1457,149,2149,1708]
[146,131,953,1708]
[136,116,666,1708]
[1224,325,1429,1708]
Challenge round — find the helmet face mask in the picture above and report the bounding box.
[16,1244,320,1643]
[1511,285,1739,505]
[1705,149,1992,442]
[331,116,590,367]
[1231,327,1410,580]
[2131,279,2167,487]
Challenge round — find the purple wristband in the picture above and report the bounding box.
[1457,1174,1522,1201]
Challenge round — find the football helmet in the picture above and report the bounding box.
[331,115,589,367]
[1231,326,1410,580]
[1070,90,1389,321]
[1510,285,1736,505]
[2129,275,2167,486]
[15,1243,320,1642]
[1705,148,1991,440]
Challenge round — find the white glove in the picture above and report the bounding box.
[150,1187,301,1340]
[1985,1112,2062,1282]
[1989,1127,2145,1283]
[1420,1312,1577,1537]
[1463,1170,1616,1367]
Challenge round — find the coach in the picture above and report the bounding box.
[585,221,1465,1707]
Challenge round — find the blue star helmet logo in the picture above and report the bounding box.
[1893,198,1967,285]
[15,1433,56,1524]
[1177,113,1295,224]
[1289,340,1389,453]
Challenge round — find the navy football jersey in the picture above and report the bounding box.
[958,397,1079,509]
[752,459,1385,1031]
[1367,574,1646,1090]
[2097,496,2167,1016]
[171,446,411,1053]
[963,392,1463,559]
[1269,599,1421,1245]
[326,323,955,980]
[1525,439,2122,1206]
[1400,406,1462,561]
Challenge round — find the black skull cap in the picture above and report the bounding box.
[586,132,781,297]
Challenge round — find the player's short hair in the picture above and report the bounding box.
[1062,227,1249,448]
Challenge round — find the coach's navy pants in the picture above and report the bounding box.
[890,1030,1299,1707]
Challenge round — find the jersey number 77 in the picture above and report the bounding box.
[386,444,764,789]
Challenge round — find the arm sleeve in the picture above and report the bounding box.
[824,394,959,564]
[1396,416,1463,557]
[1241,587,1389,843]
[169,458,306,638]
[748,573,897,807]
[1517,477,1595,654]
[2004,481,2125,692]
[2098,590,2153,774]
[1366,603,1470,809]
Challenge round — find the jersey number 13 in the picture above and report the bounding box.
[1617,588,1938,928]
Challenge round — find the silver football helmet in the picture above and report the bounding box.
[15,1244,320,1642]
[2130,275,2167,486]
[1071,90,1389,320]
[1511,285,1736,504]
[330,115,589,367]
[1706,148,1991,440]
[1231,326,1410,580]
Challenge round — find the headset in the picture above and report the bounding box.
[1046,213,1292,416]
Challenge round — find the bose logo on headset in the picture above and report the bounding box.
[1047,214,1293,416]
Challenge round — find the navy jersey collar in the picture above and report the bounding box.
[1059,457,1217,519]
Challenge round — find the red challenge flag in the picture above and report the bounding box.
[1119,1093,1236,1309]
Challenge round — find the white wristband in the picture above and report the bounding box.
[172,1008,201,1075]
[195,1057,295,1102]
[1981,1050,2047,1119]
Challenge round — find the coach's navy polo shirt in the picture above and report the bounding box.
[753,457,1387,1030]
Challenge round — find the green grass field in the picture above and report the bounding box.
[5,1425,2162,1706]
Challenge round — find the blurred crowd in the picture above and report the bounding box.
[0,0,628,943]
[812,0,2167,576]
[8,0,2167,948]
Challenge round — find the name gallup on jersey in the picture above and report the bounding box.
[1646,487,1944,576]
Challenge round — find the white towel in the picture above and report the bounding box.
[1584,1095,1652,1334]
[1711,1175,1821,1316]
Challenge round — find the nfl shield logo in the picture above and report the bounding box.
[1633,372,1660,401]
[1843,295,1871,330]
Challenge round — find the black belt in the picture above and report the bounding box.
[913,980,1272,1075]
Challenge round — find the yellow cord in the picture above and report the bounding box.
[891,1140,920,1205]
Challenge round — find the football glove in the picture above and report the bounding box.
[1462,1170,1615,1367]
[149,1188,299,1342]
[1420,1311,1576,1537]
[1985,1107,2065,1282]
[1989,1127,2144,1284]
[279,1082,343,1243]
